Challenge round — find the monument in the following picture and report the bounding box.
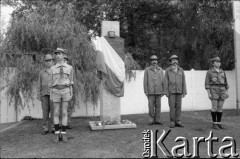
[89,21,137,130]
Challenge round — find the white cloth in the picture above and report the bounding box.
[95,37,125,82]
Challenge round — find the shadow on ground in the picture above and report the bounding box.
[1,110,240,158]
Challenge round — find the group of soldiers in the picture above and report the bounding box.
[144,55,229,129]
[37,48,74,143]
[37,48,229,143]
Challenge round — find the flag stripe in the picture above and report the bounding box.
[95,37,125,82]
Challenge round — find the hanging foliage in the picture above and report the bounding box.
[0,1,100,108]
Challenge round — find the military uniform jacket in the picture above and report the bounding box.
[37,68,51,97]
[163,66,187,95]
[205,68,229,90]
[143,65,164,95]
[49,62,74,88]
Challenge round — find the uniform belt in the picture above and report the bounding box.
[53,85,69,90]
[211,84,226,87]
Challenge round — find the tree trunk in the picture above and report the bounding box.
[127,13,136,47]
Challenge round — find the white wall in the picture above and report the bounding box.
[0,68,17,123]
[121,70,236,115]
[0,69,237,123]
[16,87,100,122]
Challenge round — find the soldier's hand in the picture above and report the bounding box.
[208,94,212,100]
[182,94,186,98]
[70,94,73,100]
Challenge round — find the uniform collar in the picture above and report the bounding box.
[149,65,161,71]
[211,67,223,73]
[55,62,67,68]
[170,65,180,71]
[44,68,51,73]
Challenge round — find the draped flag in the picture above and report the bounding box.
[95,37,125,97]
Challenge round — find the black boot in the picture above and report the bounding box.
[61,126,68,143]
[54,124,60,132]
[211,112,219,130]
[211,111,217,122]
[217,112,225,129]
[54,124,60,142]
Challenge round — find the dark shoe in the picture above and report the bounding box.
[155,122,163,125]
[217,124,226,129]
[54,134,60,143]
[212,123,220,130]
[62,134,68,143]
[41,131,49,135]
[67,125,72,129]
[176,123,184,127]
[147,122,155,125]
[59,133,62,141]
[170,123,175,128]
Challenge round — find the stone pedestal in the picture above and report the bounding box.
[100,81,121,122]
[89,20,137,130]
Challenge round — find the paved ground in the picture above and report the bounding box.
[0,122,21,133]
[0,110,240,158]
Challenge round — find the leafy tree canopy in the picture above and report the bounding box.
[1,1,99,108]
[0,0,235,108]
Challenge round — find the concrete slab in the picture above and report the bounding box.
[89,120,137,130]
[0,121,21,133]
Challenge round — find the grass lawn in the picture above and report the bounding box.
[1,109,240,158]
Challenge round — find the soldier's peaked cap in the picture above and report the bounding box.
[170,55,179,61]
[211,56,221,62]
[54,48,67,54]
[150,55,158,60]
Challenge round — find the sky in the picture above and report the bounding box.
[1,4,14,36]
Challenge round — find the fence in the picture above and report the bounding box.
[0,69,236,123]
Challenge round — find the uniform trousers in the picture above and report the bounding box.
[41,95,54,132]
[168,93,182,124]
[148,95,161,122]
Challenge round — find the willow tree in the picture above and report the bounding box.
[0,1,100,108]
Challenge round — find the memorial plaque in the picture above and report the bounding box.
[101,21,120,37]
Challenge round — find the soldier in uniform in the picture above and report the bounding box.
[205,56,229,129]
[37,54,55,135]
[61,54,73,129]
[164,55,187,128]
[49,48,74,143]
[143,55,164,125]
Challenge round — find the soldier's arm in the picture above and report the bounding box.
[69,67,74,98]
[205,71,212,99]
[205,71,211,90]
[182,70,187,95]
[143,69,148,95]
[49,68,53,100]
[37,71,42,100]
[163,69,169,97]
[161,69,165,96]
[224,71,229,90]
[206,89,212,100]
